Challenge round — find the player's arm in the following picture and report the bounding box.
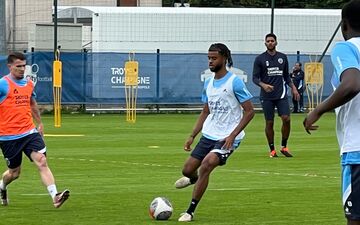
[30,97,44,136]
[304,68,360,134]
[222,78,255,149]
[0,79,9,103]
[184,79,210,151]
[252,56,273,92]
[304,43,360,133]
[184,104,209,151]
[223,99,255,150]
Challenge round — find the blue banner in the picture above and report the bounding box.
[0,52,334,105]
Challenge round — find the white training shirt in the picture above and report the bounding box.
[201,71,252,142]
[331,37,360,155]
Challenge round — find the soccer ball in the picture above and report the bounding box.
[149,197,173,220]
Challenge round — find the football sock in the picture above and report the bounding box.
[281,138,288,148]
[47,184,58,199]
[269,143,275,151]
[0,180,6,190]
[190,176,198,184]
[186,199,199,215]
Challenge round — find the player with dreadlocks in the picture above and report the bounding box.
[174,43,255,222]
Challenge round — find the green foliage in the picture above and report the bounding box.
[163,0,347,8]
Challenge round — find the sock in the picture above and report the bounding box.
[190,176,198,184]
[281,138,288,148]
[269,143,275,151]
[186,199,199,215]
[47,184,58,199]
[0,180,6,190]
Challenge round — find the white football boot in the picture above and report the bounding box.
[178,212,193,222]
[175,177,191,189]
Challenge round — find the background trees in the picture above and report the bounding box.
[164,0,348,8]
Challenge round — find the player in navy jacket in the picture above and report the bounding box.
[252,33,299,158]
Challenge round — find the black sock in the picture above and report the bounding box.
[186,199,199,215]
[269,143,275,151]
[190,176,198,184]
[281,138,288,148]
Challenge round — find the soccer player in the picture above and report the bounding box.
[252,33,299,158]
[303,1,360,224]
[175,43,255,222]
[0,52,69,207]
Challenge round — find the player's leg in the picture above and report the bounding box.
[343,163,360,225]
[299,90,304,112]
[277,98,293,157]
[0,139,24,206]
[179,141,235,222]
[175,156,201,189]
[175,136,213,189]
[261,100,277,157]
[179,153,219,222]
[25,133,69,208]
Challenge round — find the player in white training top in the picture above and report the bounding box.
[175,43,255,222]
[303,1,360,224]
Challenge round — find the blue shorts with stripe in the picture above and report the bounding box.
[191,136,240,166]
[342,152,360,220]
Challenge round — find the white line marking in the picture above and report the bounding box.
[47,157,339,179]
[44,134,85,137]
[21,193,48,196]
[208,188,251,191]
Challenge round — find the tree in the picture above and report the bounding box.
[163,0,347,8]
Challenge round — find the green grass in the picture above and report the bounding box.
[1,112,344,225]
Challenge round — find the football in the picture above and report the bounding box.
[149,197,173,220]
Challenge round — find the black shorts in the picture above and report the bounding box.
[191,136,239,166]
[342,164,360,220]
[0,133,46,169]
[260,98,290,121]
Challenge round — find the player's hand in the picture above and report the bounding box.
[222,136,235,150]
[303,111,320,134]
[184,136,194,151]
[37,123,44,136]
[262,84,274,93]
[292,88,300,101]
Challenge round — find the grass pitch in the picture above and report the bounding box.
[1,112,343,225]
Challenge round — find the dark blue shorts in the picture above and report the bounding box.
[0,133,46,169]
[260,98,290,121]
[191,136,240,166]
[342,164,360,220]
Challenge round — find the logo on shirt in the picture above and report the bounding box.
[266,61,269,67]
[13,89,18,94]
[278,58,283,64]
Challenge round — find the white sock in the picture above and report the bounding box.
[0,180,6,190]
[47,184,58,199]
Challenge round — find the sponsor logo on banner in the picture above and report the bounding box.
[25,64,52,86]
[110,67,151,89]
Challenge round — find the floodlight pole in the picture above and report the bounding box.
[270,0,275,33]
[318,20,342,63]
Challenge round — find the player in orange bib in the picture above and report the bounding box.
[0,52,69,208]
